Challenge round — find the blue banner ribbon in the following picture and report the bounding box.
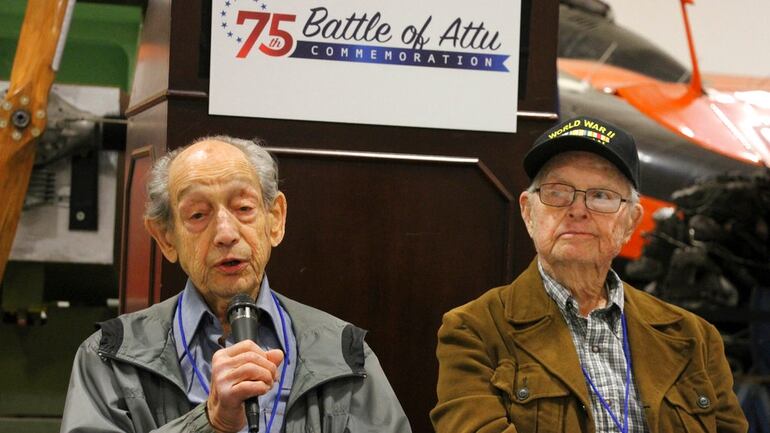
[290,40,509,72]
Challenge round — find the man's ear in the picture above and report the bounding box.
[519,191,535,238]
[622,202,644,243]
[268,192,287,247]
[144,218,178,263]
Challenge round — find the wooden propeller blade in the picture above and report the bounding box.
[0,0,74,282]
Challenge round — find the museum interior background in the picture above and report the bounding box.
[1,0,768,432]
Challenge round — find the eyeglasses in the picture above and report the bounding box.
[534,183,629,213]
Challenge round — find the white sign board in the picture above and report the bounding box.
[209,0,521,132]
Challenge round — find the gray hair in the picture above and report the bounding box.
[144,135,279,227]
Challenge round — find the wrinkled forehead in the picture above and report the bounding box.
[168,141,260,201]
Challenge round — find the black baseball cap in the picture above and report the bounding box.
[523,116,640,189]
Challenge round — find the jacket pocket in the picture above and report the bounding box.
[492,361,571,433]
[662,370,718,433]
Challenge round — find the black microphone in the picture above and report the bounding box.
[226,293,261,433]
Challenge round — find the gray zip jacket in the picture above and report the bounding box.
[60,292,411,433]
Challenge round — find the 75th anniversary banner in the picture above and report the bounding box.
[209,0,521,133]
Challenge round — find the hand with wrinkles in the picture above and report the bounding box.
[206,340,284,432]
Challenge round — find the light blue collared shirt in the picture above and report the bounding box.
[173,276,297,433]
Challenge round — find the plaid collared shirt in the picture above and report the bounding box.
[539,261,649,433]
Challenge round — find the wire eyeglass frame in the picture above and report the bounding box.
[534,182,630,213]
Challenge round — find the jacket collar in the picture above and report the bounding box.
[503,258,694,423]
[101,291,369,410]
[100,292,368,390]
[99,294,187,394]
[504,259,592,410]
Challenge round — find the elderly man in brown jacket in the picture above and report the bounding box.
[431,116,748,433]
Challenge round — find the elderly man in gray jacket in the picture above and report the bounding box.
[60,136,411,433]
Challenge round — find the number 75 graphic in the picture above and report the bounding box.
[236,11,297,58]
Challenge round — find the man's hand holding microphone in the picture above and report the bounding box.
[206,294,284,433]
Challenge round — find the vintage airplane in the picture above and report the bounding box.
[557,0,770,260]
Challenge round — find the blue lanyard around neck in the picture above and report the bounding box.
[176,291,291,433]
[580,311,632,433]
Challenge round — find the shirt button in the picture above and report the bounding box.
[697,395,711,409]
[591,345,600,353]
[516,387,530,401]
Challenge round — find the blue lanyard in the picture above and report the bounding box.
[176,291,291,433]
[580,312,632,433]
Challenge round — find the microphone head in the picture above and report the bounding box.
[226,293,257,324]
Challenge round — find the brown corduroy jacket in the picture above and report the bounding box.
[431,259,748,433]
